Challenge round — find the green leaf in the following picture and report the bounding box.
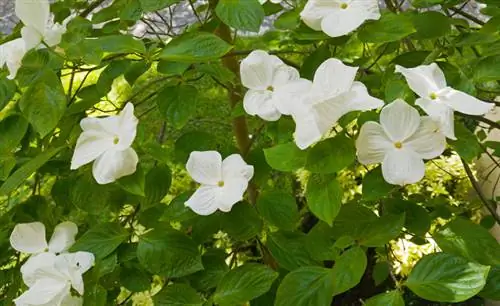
[372,262,390,286]
[153,283,203,306]
[267,231,319,271]
[141,165,172,209]
[0,147,63,196]
[383,199,431,236]
[220,203,263,241]
[264,142,307,172]
[0,115,28,154]
[139,0,181,12]
[157,61,190,75]
[479,266,500,300]
[449,122,482,162]
[215,0,264,32]
[160,32,233,63]
[474,55,500,82]
[358,13,416,43]
[83,284,107,306]
[256,191,299,230]
[0,78,16,112]
[364,291,405,306]
[411,0,444,8]
[406,253,490,302]
[175,131,217,163]
[84,35,146,56]
[157,85,198,129]
[0,155,16,181]
[433,218,500,266]
[331,204,378,240]
[300,44,331,80]
[305,135,356,174]
[71,223,129,259]
[93,253,117,279]
[411,11,451,39]
[189,251,229,291]
[137,228,203,277]
[70,174,112,213]
[121,267,152,292]
[274,10,300,30]
[275,267,334,306]
[117,166,145,196]
[359,214,405,247]
[306,174,342,226]
[332,246,367,296]
[20,69,66,137]
[362,167,394,201]
[213,263,278,306]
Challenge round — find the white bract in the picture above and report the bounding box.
[0,38,27,79]
[185,151,254,215]
[71,103,139,185]
[240,50,309,121]
[300,0,380,37]
[288,58,384,149]
[395,63,494,139]
[356,99,446,186]
[259,0,282,3]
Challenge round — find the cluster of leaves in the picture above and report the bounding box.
[1,0,500,305]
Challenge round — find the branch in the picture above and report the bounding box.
[456,113,500,130]
[79,0,107,18]
[449,7,485,26]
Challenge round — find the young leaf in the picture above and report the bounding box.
[306,174,343,226]
[256,191,299,230]
[305,135,356,174]
[332,246,367,296]
[358,13,416,43]
[264,142,307,172]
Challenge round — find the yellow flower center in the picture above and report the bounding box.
[113,136,120,145]
[267,86,274,92]
[217,181,225,187]
[394,142,403,149]
[429,92,438,100]
[340,3,348,9]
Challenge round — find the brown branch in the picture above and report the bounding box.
[79,0,107,18]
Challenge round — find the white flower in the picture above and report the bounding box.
[395,63,494,140]
[185,151,254,215]
[288,58,384,149]
[300,0,380,37]
[259,0,282,3]
[240,50,309,121]
[0,38,27,79]
[70,103,139,185]
[14,252,94,306]
[356,99,446,186]
[15,0,67,50]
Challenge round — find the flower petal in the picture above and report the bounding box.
[185,185,220,216]
[20,252,57,287]
[416,98,456,139]
[356,122,393,165]
[404,117,446,159]
[70,130,115,170]
[44,24,66,47]
[222,154,254,182]
[115,103,139,149]
[313,58,358,98]
[0,38,26,79]
[47,222,78,254]
[443,89,494,116]
[395,63,446,98]
[218,178,249,212]
[92,148,139,184]
[273,79,312,115]
[13,278,69,306]
[243,90,281,121]
[10,222,48,254]
[382,148,425,186]
[186,151,222,185]
[380,99,420,142]
[240,50,282,90]
[55,252,95,295]
[15,0,50,34]
[344,81,384,113]
[21,25,43,50]
[300,0,336,31]
[271,65,300,88]
[320,2,378,38]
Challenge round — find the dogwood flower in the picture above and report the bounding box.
[14,251,94,306]
[0,38,27,79]
[240,50,310,121]
[288,58,384,149]
[15,0,67,50]
[395,63,494,139]
[185,151,254,215]
[70,103,139,185]
[356,99,446,186]
[259,0,282,3]
[300,0,380,37]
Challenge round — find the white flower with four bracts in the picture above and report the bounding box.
[185,151,254,215]
[395,63,494,139]
[288,58,384,149]
[71,103,139,185]
[300,0,380,37]
[356,99,446,186]
[240,50,310,121]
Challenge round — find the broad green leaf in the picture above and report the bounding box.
[274,10,300,30]
[120,0,143,21]
[70,174,112,213]
[449,122,482,162]
[213,263,278,305]
[71,223,129,259]
[157,61,190,75]
[411,11,451,39]
[93,254,118,279]
[220,203,262,241]
[85,35,146,54]
[137,228,203,277]
[479,266,500,300]
[0,155,16,181]
[256,191,299,230]
[141,165,172,209]
[153,283,203,306]
[362,167,394,201]
[331,204,378,239]
[264,142,307,172]
[0,115,28,153]
[383,199,431,236]
[157,85,198,129]
[474,55,500,82]
[215,0,264,32]
[83,284,107,306]
[189,251,229,291]
[17,49,63,86]
[364,291,405,306]
[300,44,331,80]
[96,60,131,95]
[195,63,235,84]
[160,32,233,63]
[125,61,151,84]
[433,218,500,266]
[275,267,334,306]
[121,267,152,292]
[359,214,405,247]
[20,69,66,137]
[306,174,342,226]
[305,135,356,174]
[139,0,181,12]
[117,166,145,196]
[0,78,16,112]
[175,131,217,163]
[267,231,319,271]
[406,253,490,302]
[0,147,63,196]
[372,262,390,286]
[332,246,367,296]
[358,13,416,43]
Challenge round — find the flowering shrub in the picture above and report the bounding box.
[0,0,500,305]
